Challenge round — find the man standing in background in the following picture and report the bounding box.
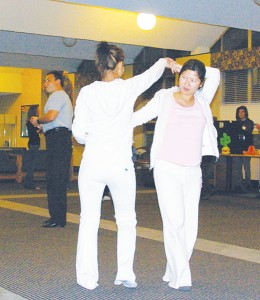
[31,71,73,227]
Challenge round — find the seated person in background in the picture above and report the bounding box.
[233,106,254,193]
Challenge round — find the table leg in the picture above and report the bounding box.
[15,154,23,183]
[226,156,233,192]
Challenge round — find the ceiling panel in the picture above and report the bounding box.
[0,0,258,71]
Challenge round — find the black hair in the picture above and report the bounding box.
[95,41,125,76]
[46,71,64,87]
[179,59,206,87]
[236,105,249,120]
[27,105,39,120]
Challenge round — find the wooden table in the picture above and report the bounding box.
[221,153,260,191]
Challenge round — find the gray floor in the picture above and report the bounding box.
[0,181,259,300]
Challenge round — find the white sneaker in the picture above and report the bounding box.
[77,280,99,290]
[102,195,111,201]
[114,280,137,288]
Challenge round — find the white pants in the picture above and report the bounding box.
[153,159,202,289]
[76,157,137,289]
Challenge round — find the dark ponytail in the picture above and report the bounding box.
[95,41,124,76]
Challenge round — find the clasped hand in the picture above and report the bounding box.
[164,58,182,74]
[30,116,39,127]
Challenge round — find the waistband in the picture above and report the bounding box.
[44,127,71,137]
[155,159,200,169]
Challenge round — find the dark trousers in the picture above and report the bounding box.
[233,156,251,187]
[103,185,109,197]
[45,129,72,225]
[201,155,216,193]
[24,144,40,188]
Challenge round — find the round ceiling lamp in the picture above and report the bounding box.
[137,13,156,30]
[62,37,77,47]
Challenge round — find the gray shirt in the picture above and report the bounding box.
[43,90,73,133]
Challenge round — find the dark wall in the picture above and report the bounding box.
[211,28,260,53]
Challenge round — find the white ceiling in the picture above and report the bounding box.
[60,0,260,31]
[0,0,259,72]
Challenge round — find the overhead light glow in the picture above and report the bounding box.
[137,13,156,30]
[62,37,77,47]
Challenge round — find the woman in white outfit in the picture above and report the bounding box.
[72,42,173,290]
[133,59,220,291]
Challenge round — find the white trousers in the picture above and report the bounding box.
[76,157,137,289]
[153,159,202,289]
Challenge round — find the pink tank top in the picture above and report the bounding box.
[157,97,206,166]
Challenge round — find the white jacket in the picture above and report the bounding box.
[72,58,168,163]
[133,67,220,169]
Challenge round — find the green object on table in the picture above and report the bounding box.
[220,132,231,147]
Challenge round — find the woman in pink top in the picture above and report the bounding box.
[134,59,220,291]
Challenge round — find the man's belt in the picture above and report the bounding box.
[44,127,71,137]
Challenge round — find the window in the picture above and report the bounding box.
[251,68,260,103]
[222,68,260,104]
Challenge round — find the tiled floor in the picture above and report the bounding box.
[0,181,259,299]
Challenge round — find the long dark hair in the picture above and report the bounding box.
[27,105,39,120]
[236,105,249,120]
[95,41,125,77]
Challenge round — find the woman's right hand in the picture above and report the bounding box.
[170,61,182,74]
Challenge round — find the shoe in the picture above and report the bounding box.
[43,218,52,225]
[102,196,111,201]
[42,221,65,228]
[162,275,170,282]
[177,286,192,291]
[24,185,40,190]
[114,280,137,288]
[77,279,99,290]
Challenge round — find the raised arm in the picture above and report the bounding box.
[133,91,161,127]
[126,58,174,100]
[201,67,220,104]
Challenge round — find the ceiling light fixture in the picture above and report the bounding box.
[62,37,77,47]
[137,13,156,30]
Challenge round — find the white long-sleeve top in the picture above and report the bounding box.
[133,67,220,169]
[72,58,167,163]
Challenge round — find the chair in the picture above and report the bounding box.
[134,147,154,187]
[0,151,22,182]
